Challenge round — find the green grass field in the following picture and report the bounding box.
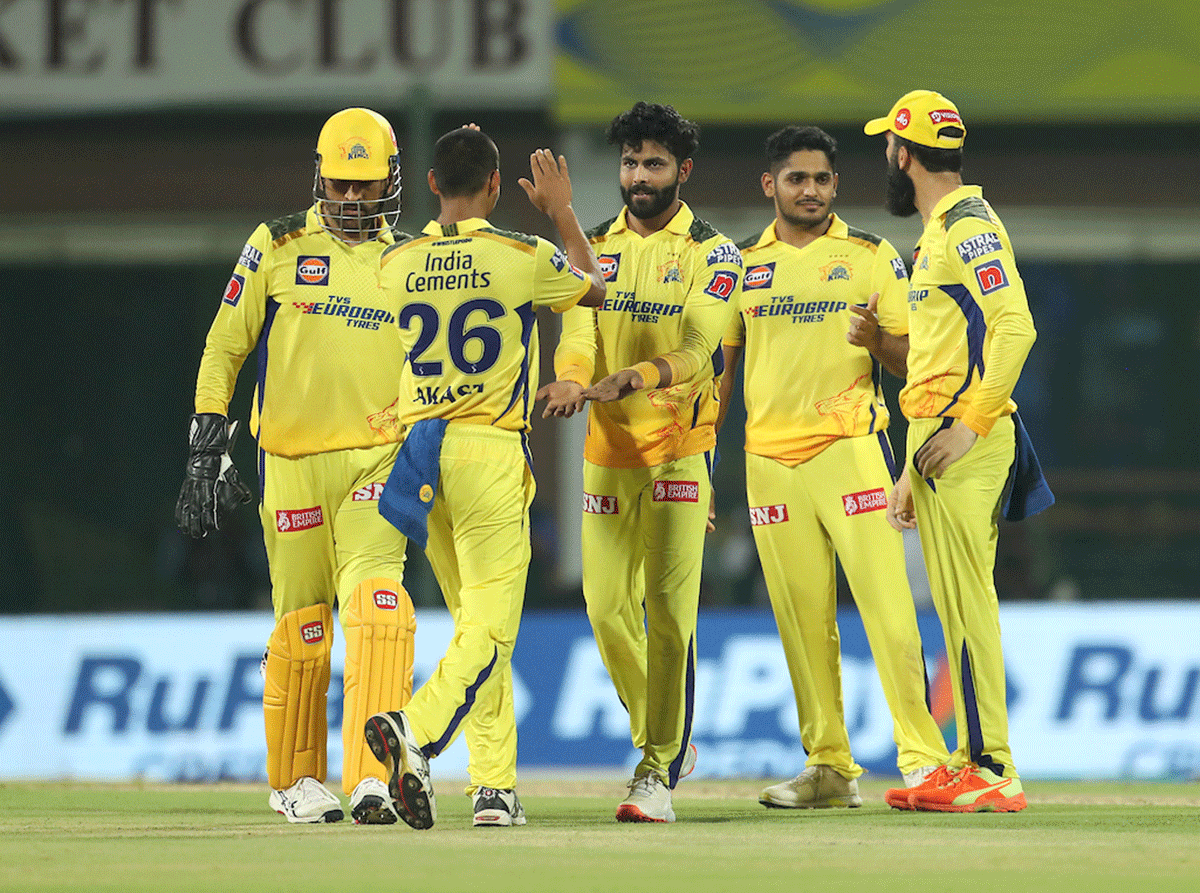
[2,778,1198,893]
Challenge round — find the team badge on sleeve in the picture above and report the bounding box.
[890,257,907,279]
[598,253,620,282]
[974,259,1010,295]
[956,232,1003,263]
[706,242,743,267]
[237,242,263,271]
[744,262,775,290]
[295,256,330,286]
[703,270,739,301]
[223,273,245,306]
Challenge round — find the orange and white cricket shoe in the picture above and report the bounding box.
[616,773,675,823]
[885,764,954,810]
[907,764,1027,813]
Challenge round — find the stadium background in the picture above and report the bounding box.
[0,0,1197,782]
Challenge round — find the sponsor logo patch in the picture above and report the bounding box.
[706,243,743,267]
[843,488,887,516]
[956,232,1003,263]
[300,621,325,644]
[891,257,907,280]
[295,256,330,286]
[749,504,789,526]
[703,270,738,302]
[373,589,399,610]
[276,506,325,532]
[351,483,384,502]
[583,493,618,515]
[929,108,963,127]
[598,253,620,282]
[223,273,245,306]
[744,263,775,290]
[895,108,911,129]
[975,259,1010,295]
[237,243,262,272]
[550,247,568,271]
[653,480,700,503]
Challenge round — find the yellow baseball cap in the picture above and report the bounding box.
[316,107,398,180]
[864,90,966,149]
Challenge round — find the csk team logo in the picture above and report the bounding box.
[419,484,434,503]
[223,273,245,306]
[975,259,1010,295]
[340,138,370,161]
[300,621,325,645]
[658,259,683,284]
[744,262,775,290]
[295,256,330,286]
[820,261,852,282]
[598,253,620,282]
[373,589,399,610]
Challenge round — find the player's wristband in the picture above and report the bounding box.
[630,361,661,390]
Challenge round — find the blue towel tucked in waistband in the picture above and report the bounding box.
[378,418,449,549]
[1002,412,1055,522]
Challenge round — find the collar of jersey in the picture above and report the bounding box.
[420,217,490,237]
[755,213,847,249]
[611,201,694,237]
[929,185,984,225]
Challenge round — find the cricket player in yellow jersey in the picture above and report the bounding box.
[176,108,417,825]
[717,125,949,809]
[365,126,606,830]
[546,102,740,823]
[865,91,1052,812]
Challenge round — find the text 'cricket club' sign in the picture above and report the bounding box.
[2,605,1200,783]
[0,0,551,116]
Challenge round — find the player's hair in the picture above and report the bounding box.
[432,127,500,198]
[606,101,700,163]
[765,126,837,174]
[894,135,963,173]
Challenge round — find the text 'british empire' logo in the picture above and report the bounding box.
[653,481,700,503]
[843,489,887,516]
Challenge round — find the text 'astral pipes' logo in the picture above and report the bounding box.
[749,504,789,526]
[300,621,325,644]
[295,256,330,286]
[843,489,887,516]
[653,481,699,503]
[373,589,398,610]
[583,493,618,514]
[276,506,325,532]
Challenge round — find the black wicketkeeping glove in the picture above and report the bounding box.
[175,413,254,538]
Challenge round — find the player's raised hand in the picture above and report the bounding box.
[519,149,574,217]
[914,420,978,479]
[582,367,644,403]
[847,291,882,350]
[887,467,916,531]
[536,380,587,418]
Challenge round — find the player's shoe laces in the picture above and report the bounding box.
[758,765,863,809]
[616,772,675,823]
[885,764,954,810]
[268,776,344,824]
[907,763,1027,813]
[472,787,527,828]
[350,776,399,825]
[364,711,437,829]
[679,743,698,780]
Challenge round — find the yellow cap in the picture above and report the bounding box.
[864,90,965,149]
[316,107,398,180]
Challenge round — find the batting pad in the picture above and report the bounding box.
[340,578,416,793]
[263,602,333,791]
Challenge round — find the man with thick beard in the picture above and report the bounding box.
[865,90,1052,812]
[543,101,741,822]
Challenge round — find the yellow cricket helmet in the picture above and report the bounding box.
[313,107,402,237]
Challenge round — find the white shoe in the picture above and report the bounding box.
[364,711,437,829]
[350,776,399,825]
[758,765,863,809]
[268,777,344,823]
[616,773,675,823]
[472,787,527,828]
[903,765,940,788]
[679,743,698,780]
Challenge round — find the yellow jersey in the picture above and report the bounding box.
[902,186,1037,436]
[195,206,408,458]
[726,215,909,466]
[379,217,591,432]
[555,203,741,468]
